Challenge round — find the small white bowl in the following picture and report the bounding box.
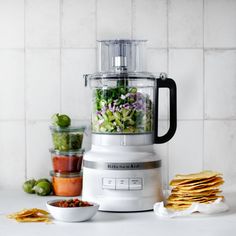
[46,199,99,222]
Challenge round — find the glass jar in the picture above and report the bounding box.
[50,126,85,151]
[50,171,82,197]
[50,149,84,173]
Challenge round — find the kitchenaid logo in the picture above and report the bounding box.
[107,163,141,169]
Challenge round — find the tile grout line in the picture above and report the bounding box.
[1,47,236,50]
[202,0,205,171]
[59,0,63,113]
[23,0,27,180]
[131,0,134,39]
[95,0,98,41]
[166,0,170,190]
[95,0,98,69]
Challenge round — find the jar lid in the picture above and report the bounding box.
[49,126,86,132]
[49,148,85,155]
[50,171,82,178]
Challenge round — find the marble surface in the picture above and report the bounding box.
[0,189,235,236]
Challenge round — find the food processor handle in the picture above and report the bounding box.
[154,78,177,144]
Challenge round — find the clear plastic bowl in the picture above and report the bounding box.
[50,126,85,151]
[50,149,84,173]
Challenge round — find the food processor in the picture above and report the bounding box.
[83,40,177,212]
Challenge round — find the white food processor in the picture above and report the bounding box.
[82,40,177,212]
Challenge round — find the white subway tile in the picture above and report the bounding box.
[169,49,203,119]
[169,121,203,181]
[0,121,25,189]
[133,0,167,48]
[0,50,24,119]
[62,0,96,48]
[61,49,96,120]
[26,120,52,179]
[204,0,236,48]
[154,121,168,189]
[0,0,24,48]
[205,50,236,119]
[25,0,60,48]
[147,49,168,119]
[97,0,132,39]
[169,0,203,48]
[204,121,236,188]
[147,49,167,74]
[25,49,60,120]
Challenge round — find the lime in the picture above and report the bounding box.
[33,181,52,196]
[35,178,51,185]
[52,113,71,128]
[52,113,59,126]
[23,179,36,194]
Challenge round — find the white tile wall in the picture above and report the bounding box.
[169,121,203,181]
[0,50,24,119]
[61,0,96,48]
[205,50,236,119]
[0,121,25,189]
[168,0,203,48]
[204,121,236,188]
[26,120,52,179]
[147,49,168,119]
[25,0,60,48]
[204,0,236,48]
[61,49,96,119]
[0,0,236,189]
[25,49,60,120]
[0,0,24,48]
[169,49,203,120]
[133,0,167,48]
[97,0,132,40]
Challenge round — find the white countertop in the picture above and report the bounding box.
[0,189,236,236]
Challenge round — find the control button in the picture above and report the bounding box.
[129,178,142,190]
[116,178,129,190]
[103,178,115,189]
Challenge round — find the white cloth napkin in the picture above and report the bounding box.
[153,198,229,218]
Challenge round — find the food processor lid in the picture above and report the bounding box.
[85,71,156,80]
[97,39,148,73]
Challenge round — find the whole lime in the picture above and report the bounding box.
[23,179,36,194]
[52,113,71,128]
[33,181,52,196]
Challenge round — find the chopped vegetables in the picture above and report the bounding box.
[51,130,83,151]
[52,199,92,208]
[92,86,153,133]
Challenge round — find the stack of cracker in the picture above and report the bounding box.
[166,170,224,211]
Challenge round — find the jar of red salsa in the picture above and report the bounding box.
[50,149,84,173]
